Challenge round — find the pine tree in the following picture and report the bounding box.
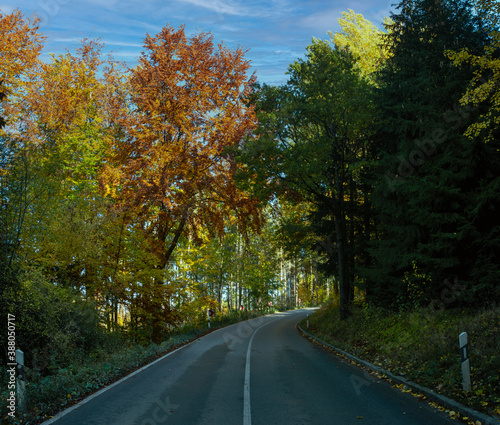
[367,0,493,308]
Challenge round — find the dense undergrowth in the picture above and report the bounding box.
[0,309,272,425]
[304,300,500,420]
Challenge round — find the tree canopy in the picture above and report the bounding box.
[1,1,499,368]
[238,39,374,319]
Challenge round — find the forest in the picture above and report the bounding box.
[1,0,499,421]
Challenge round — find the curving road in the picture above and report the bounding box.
[43,309,461,425]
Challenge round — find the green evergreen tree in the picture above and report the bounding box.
[367,0,497,307]
[447,0,500,305]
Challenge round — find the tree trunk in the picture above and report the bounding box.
[150,209,189,343]
[334,217,349,320]
[348,175,356,302]
[334,168,350,320]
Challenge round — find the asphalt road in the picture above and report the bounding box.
[44,308,462,425]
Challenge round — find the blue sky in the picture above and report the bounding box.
[3,0,394,85]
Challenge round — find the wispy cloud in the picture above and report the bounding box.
[12,0,394,84]
[54,37,86,43]
[80,0,119,9]
[0,4,14,14]
[54,37,142,48]
[176,0,249,16]
[105,40,143,48]
[174,0,284,18]
[298,7,343,34]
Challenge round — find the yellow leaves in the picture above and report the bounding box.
[446,2,500,143]
[331,10,391,83]
[0,10,44,138]
[395,383,412,393]
[0,10,44,90]
[28,48,103,134]
[104,184,114,197]
[5,36,125,197]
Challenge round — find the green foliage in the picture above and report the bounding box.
[239,38,375,319]
[173,216,288,316]
[1,268,108,372]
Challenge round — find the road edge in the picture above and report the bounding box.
[39,312,281,425]
[297,323,500,425]
[39,326,226,425]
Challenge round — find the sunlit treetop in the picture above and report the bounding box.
[0,10,45,93]
[330,9,392,83]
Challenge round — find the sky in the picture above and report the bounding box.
[2,0,395,85]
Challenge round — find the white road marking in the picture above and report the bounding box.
[243,318,280,425]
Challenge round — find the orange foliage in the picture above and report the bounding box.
[0,10,44,91]
[112,24,261,268]
[0,10,44,137]
[0,17,263,342]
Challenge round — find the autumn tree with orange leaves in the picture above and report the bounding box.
[108,25,261,341]
[0,10,44,98]
[0,10,44,272]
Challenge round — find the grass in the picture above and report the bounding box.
[0,309,272,425]
[303,300,500,421]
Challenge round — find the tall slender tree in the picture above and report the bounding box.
[111,25,260,341]
[239,39,373,319]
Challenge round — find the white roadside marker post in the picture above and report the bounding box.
[15,349,26,412]
[459,332,471,392]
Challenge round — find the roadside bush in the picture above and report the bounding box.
[1,268,111,374]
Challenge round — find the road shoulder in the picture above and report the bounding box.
[298,323,500,425]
